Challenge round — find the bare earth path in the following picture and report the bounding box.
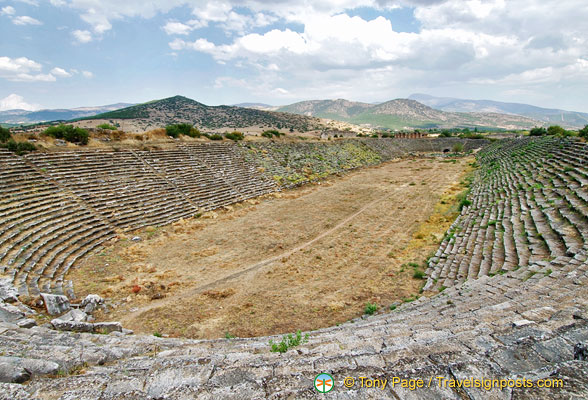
[69,156,473,339]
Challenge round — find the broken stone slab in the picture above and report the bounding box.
[16,319,36,329]
[0,279,18,303]
[93,322,122,334]
[0,357,59,383]
[51,318,93,333]
[40,293,70,315]
[59,309,88,323]
[81,294,103,314]
[0,303,25,323]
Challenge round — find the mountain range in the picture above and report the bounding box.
[275,98,539,130]
[6,94,587,133]
[408,94,588,128]
[0,103,133,125]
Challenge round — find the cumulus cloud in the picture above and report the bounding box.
[0,56,79,82]
[0,94,41,111]
[0,6,16,15]
[82,70,94,78]
[44,0,588,109]
[72,29,92,43]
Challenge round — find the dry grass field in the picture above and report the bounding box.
[69,156,474,339]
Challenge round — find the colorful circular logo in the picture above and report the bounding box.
[314,373,334,393]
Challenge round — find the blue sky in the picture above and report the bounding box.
[1,0,588,112]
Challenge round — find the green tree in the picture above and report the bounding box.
[0,126,11,143]
[529,126,547,136]
[547,125,566,136]
[579,124,588,139]
[440,130,452,137]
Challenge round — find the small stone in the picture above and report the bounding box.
[131,236,142,242]
[16,319,36,329]
[512,319,535,328]
[574,343,588,361]
[122,328,134,335]
[81,294,104,315]
[40,293,70,315]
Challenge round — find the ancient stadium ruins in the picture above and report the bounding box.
[0,137,586,399]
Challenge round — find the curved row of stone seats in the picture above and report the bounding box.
[25,150,199,231]
[425,137,588,292]
[4,246,587,399]
[360,137,489,160]
[0,149,116,297]
[133,148,238,210]
[240,141,382,187]
[179,143,277,202]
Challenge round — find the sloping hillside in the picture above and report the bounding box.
[78,95,325,133]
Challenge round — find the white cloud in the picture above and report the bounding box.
[12,15,42,25]
[1,6,16,15]
[82,70,93,78]
[72,29,92,43]
[51,67,72,77]
[0,56,76,83]
[0,94,41,111]
[163,21,193,35]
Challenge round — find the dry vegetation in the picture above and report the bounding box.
[69,156,474,339]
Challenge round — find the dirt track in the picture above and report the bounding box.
[70,156,473,339]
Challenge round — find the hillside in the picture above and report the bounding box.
[409,93,588,128]
[78,95,325,133]
[0,103,133,125]
[277,98,540,130]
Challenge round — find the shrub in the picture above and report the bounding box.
[0,126,11,143]
[440,130,452,137]
[165,123,200,138]
[458,198,472,210]
[579,125,588,139]
[96,123,117,130]
[262,129,283,138]
[529,126,547,136]
[364,302,378,315]
[269,330,309,353]
[452,143,464,153]
[206,133,223,141]
[413,269,425,279]
[1,140,36,155]
[225,131,244,141]
[547,125,566,136]
[43,124,89,145]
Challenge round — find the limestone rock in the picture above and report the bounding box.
[16,319,37,329]
[574,343,588,361]
[0,303,24,323]
[0,357,59,383]
[81,294,103,314]
[40,293,70,315]
[0,279,18,303]
[94,322,122,334]
[59,309,87,323]
[51,318,93,333]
